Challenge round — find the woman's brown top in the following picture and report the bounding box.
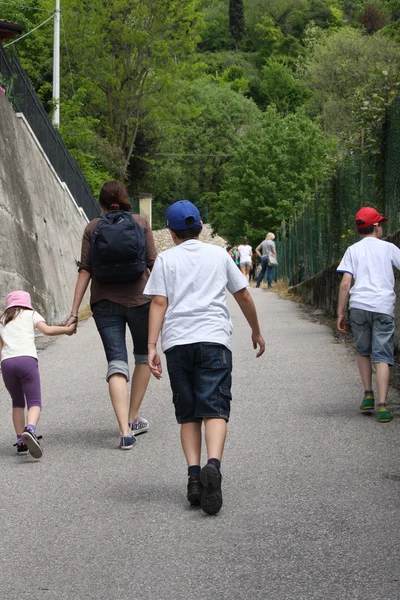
[79,214,157,307]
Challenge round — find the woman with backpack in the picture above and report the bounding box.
[67,181,157,450]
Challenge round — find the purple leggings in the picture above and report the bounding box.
[1,356,42,409]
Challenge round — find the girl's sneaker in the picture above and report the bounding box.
[13,441,28,455]
[129,417,149,435]
[21,427,43,459]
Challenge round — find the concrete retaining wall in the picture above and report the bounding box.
[290,231,400,348]
[0,92,90,323]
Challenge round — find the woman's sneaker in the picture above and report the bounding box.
[14,441,28,455]
[129,417,149,435]
[21,428,43,459]
[120,434,136,450]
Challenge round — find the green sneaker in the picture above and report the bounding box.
[377,404,392,423]
[360,391,374,411]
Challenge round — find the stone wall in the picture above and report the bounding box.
[0,93,89,323]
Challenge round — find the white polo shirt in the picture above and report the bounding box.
[144,240,248,352]
[0,309,45,362]
[337,236,400,317]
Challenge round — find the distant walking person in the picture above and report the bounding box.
[237,237,253,281]
[66,181,157,450]
[256,232,277,289]
[144,200,265,516]
[0,291,76,458]
[337,207,400,422]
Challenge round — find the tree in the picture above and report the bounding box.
[303,27,400,137]
[229,0,245,51]
[135,79,263,227]
[212,107,336,246]
[62,0,201,166]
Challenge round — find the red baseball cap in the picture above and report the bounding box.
[355,207,388,229]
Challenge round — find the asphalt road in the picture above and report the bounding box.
[1,288,400,600]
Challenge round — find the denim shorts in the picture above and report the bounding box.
[92,299,150,381]
[165,342,232,424]
[350,309,395,365]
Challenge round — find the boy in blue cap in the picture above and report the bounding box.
[144,200,265,515]
[337,206,400,422]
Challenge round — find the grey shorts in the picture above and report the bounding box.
[350,309,395,365]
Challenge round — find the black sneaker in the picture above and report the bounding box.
[21,428,43,459]
[13,442,28,455]
[187,478,203,506]
[200,464,223,515]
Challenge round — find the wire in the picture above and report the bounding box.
[3,12,54,47]
[153,153,231,157]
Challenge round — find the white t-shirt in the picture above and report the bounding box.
[0,309,46,362]
[144,240,248,352]
[238,244,252,264]
[337,237,400,317]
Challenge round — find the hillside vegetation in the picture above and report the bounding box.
[4,0,400,244]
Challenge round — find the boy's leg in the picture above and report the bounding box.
[181,422,202,465]
[372,313,394,421]
[195,344,232,515]
[350,310,374,408]
[356,355,372,391]
[165,345,203,505]
[375,363,389,405]
[203,417,227,462]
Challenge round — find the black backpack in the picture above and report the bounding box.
[90,211,146,283]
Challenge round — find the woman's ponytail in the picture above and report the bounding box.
[99,181,131,212]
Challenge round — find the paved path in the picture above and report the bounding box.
[1,289,400,600]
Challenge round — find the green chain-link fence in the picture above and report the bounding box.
[276,97,400,285]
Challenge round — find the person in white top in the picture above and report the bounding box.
[237,237,253,281]
[144,200,265,515]
[0,291,76,458]
[337,207,400,422]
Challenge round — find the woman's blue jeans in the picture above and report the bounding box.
[256,256,274,288]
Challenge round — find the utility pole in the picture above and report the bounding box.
[52,0,60,126]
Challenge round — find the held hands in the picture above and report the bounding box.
[65,321,78,336]
[65,314,78,334]
[148,346,163,379]
[252,332,265,357]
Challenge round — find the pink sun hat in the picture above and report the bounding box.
[6,291,33,310]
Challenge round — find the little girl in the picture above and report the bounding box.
[0,291,77,458]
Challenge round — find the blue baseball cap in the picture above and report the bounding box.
[165,200,202,231]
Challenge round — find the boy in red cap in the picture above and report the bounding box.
[337,207,400,421]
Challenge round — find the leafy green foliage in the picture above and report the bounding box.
[213,107,336,246]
